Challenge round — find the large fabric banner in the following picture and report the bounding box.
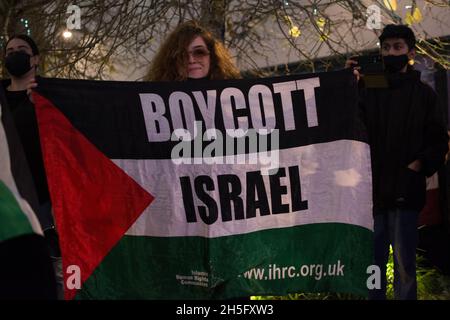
[33,70,373,300]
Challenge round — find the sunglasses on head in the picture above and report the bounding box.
[187,48,210,59]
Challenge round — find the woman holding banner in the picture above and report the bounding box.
[145,20,240,81]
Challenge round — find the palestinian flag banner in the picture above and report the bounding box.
[33,70,373,300]
[0,91,42,244]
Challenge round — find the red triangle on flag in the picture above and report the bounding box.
[33,92,154,300]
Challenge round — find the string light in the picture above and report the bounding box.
[383,0,398,11]
[405,6,423,25]
[316,17,326,29]
[316,17,329,41]
[289,26,301,38]
[19,18,32,35]
[63,30,73,39]
[284,15,301,38]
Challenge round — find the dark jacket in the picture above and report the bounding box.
[360,70,448,212]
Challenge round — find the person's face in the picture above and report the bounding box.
[380,38,415,73]
[381,38,415,59]
[5,38,39,72]
[185,36,210,79]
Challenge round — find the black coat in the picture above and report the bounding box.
[360,70,448,212]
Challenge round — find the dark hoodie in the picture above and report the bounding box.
[1,78,50,207]
[359,70,448,213]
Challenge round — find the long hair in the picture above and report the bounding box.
[145,21,240,81]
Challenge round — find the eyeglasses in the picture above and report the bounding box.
[187,48,210,59]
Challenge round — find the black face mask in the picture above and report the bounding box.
[383,54,409,73]
[4,51,33,77]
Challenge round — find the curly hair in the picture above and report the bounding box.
[145,20,240,81]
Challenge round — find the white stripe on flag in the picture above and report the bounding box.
[113,139,373,238]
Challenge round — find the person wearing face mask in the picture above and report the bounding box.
[1,34,63,299]
[145,20,240,81]
[346,25,448,299]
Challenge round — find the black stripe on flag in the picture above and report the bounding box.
[35,70,367,159]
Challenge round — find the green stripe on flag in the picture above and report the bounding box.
[75,223,373,299]
[0,180,34,242]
